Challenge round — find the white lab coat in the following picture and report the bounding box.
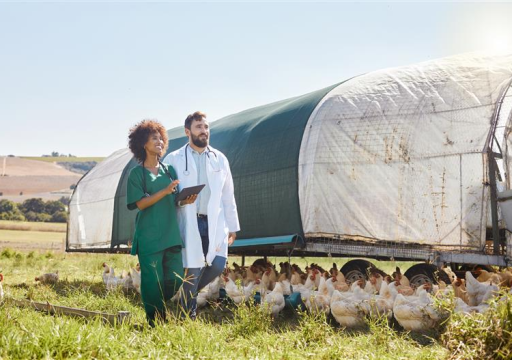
[163,144,240,268]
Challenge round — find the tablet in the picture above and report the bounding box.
[175,184,206,203]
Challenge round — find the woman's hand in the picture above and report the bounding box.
[166,180,180,194]
[180,194,198,205]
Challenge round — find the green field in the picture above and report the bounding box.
[21,156,105,163]
[0,221,66,251]
[0,251,454,360]
[0,245,510,359]
[0,220,66,233]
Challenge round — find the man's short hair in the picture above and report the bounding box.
[184,111,207,130]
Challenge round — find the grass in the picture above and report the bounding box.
[0,220,66,233]
[0,250,454,359]
[0,229,65,244]
[21,157,105,163]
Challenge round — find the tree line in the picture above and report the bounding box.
[0,197,69,223]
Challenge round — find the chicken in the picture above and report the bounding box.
[498,269,512,287]
[120,270,134,291]
[330,282,371,328]
[452,278,469,304]
[223,276,245,304]
[475,269,498,283]
[224,276,257,304]
[102,263,121,291]
[196,277,223,308]
[130,267,141,294]
[290,269,302,286]
[364,272,383,294]
[466,271,499,306]
[261,281,285,318]
[305,275,331,314]
[0,274,4,301]
[392,267,414,296]
[368,280,398,319]
[244,265,259,286]
[392,286,441,331]
[442,266,457,284]
[35,271,59,284]
[261,268,276,291]
[331,271,350,292]
[296,271,317,301]
[278,274,293,296]
[454,297,491,314]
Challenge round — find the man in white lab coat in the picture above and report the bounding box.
[163,111,240,318]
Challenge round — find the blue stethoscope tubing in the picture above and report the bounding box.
[183,143,218,176]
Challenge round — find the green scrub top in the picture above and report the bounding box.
[127,164,184,256]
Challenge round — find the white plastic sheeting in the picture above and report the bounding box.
[299,52,512,249]
[68,149,133,250]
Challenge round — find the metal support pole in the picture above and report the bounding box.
[488,151,501,255]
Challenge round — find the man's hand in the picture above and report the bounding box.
[180,194,198,205]
[228,232,236,246]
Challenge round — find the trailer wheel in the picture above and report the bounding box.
[458,264,495,273]
[340,259,381,286]
[403,264,451,288]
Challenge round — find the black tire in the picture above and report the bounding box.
[403,263,451,288]
[458,264,496,273]
[340,259,384,286]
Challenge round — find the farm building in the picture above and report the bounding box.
[67,51,512,276]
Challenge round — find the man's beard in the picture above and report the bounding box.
[191,133,208,148]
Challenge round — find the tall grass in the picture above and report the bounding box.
[442,292,512,360]
[0,220,66,233]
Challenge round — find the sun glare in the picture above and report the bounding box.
[484,32,512,55]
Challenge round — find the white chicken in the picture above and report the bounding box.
[304,276,331,315]
[130,267,141,294]
[196,276,223,308]
[330,281,371,328]
[35,271,59,284]
[392,285,441,331]
[364,272,383,295]
[261,281,285,318]
[368,280,398,319]
[102,263,121,291]
[224,276,257,304]
[465,271,499,306]
[454,297,492,314]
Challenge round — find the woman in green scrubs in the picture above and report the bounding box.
[127,119,195,326]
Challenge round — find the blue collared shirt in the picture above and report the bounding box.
[191,148,211,215]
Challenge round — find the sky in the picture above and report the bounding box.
[1,1,511,157]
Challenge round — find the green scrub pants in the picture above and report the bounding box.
[138,246,183,325]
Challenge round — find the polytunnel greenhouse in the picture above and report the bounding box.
[67,51,512,272]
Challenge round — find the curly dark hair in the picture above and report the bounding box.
[128,119,168,163]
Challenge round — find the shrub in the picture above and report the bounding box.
[1,248,15,259]
[19,198,46,214]
[45,200,65,215]
[51,211,68,223]
[0,211,26,221]
[0,199,16,212]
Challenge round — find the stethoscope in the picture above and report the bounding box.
[183,143,219,176]
[142,160,177,198]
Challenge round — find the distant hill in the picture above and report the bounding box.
[22,156,105,163]
[21,156,105,175]
[0,157,85,202]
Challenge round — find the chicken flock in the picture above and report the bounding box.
[176,260,512,331]
[1,259,511,332]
